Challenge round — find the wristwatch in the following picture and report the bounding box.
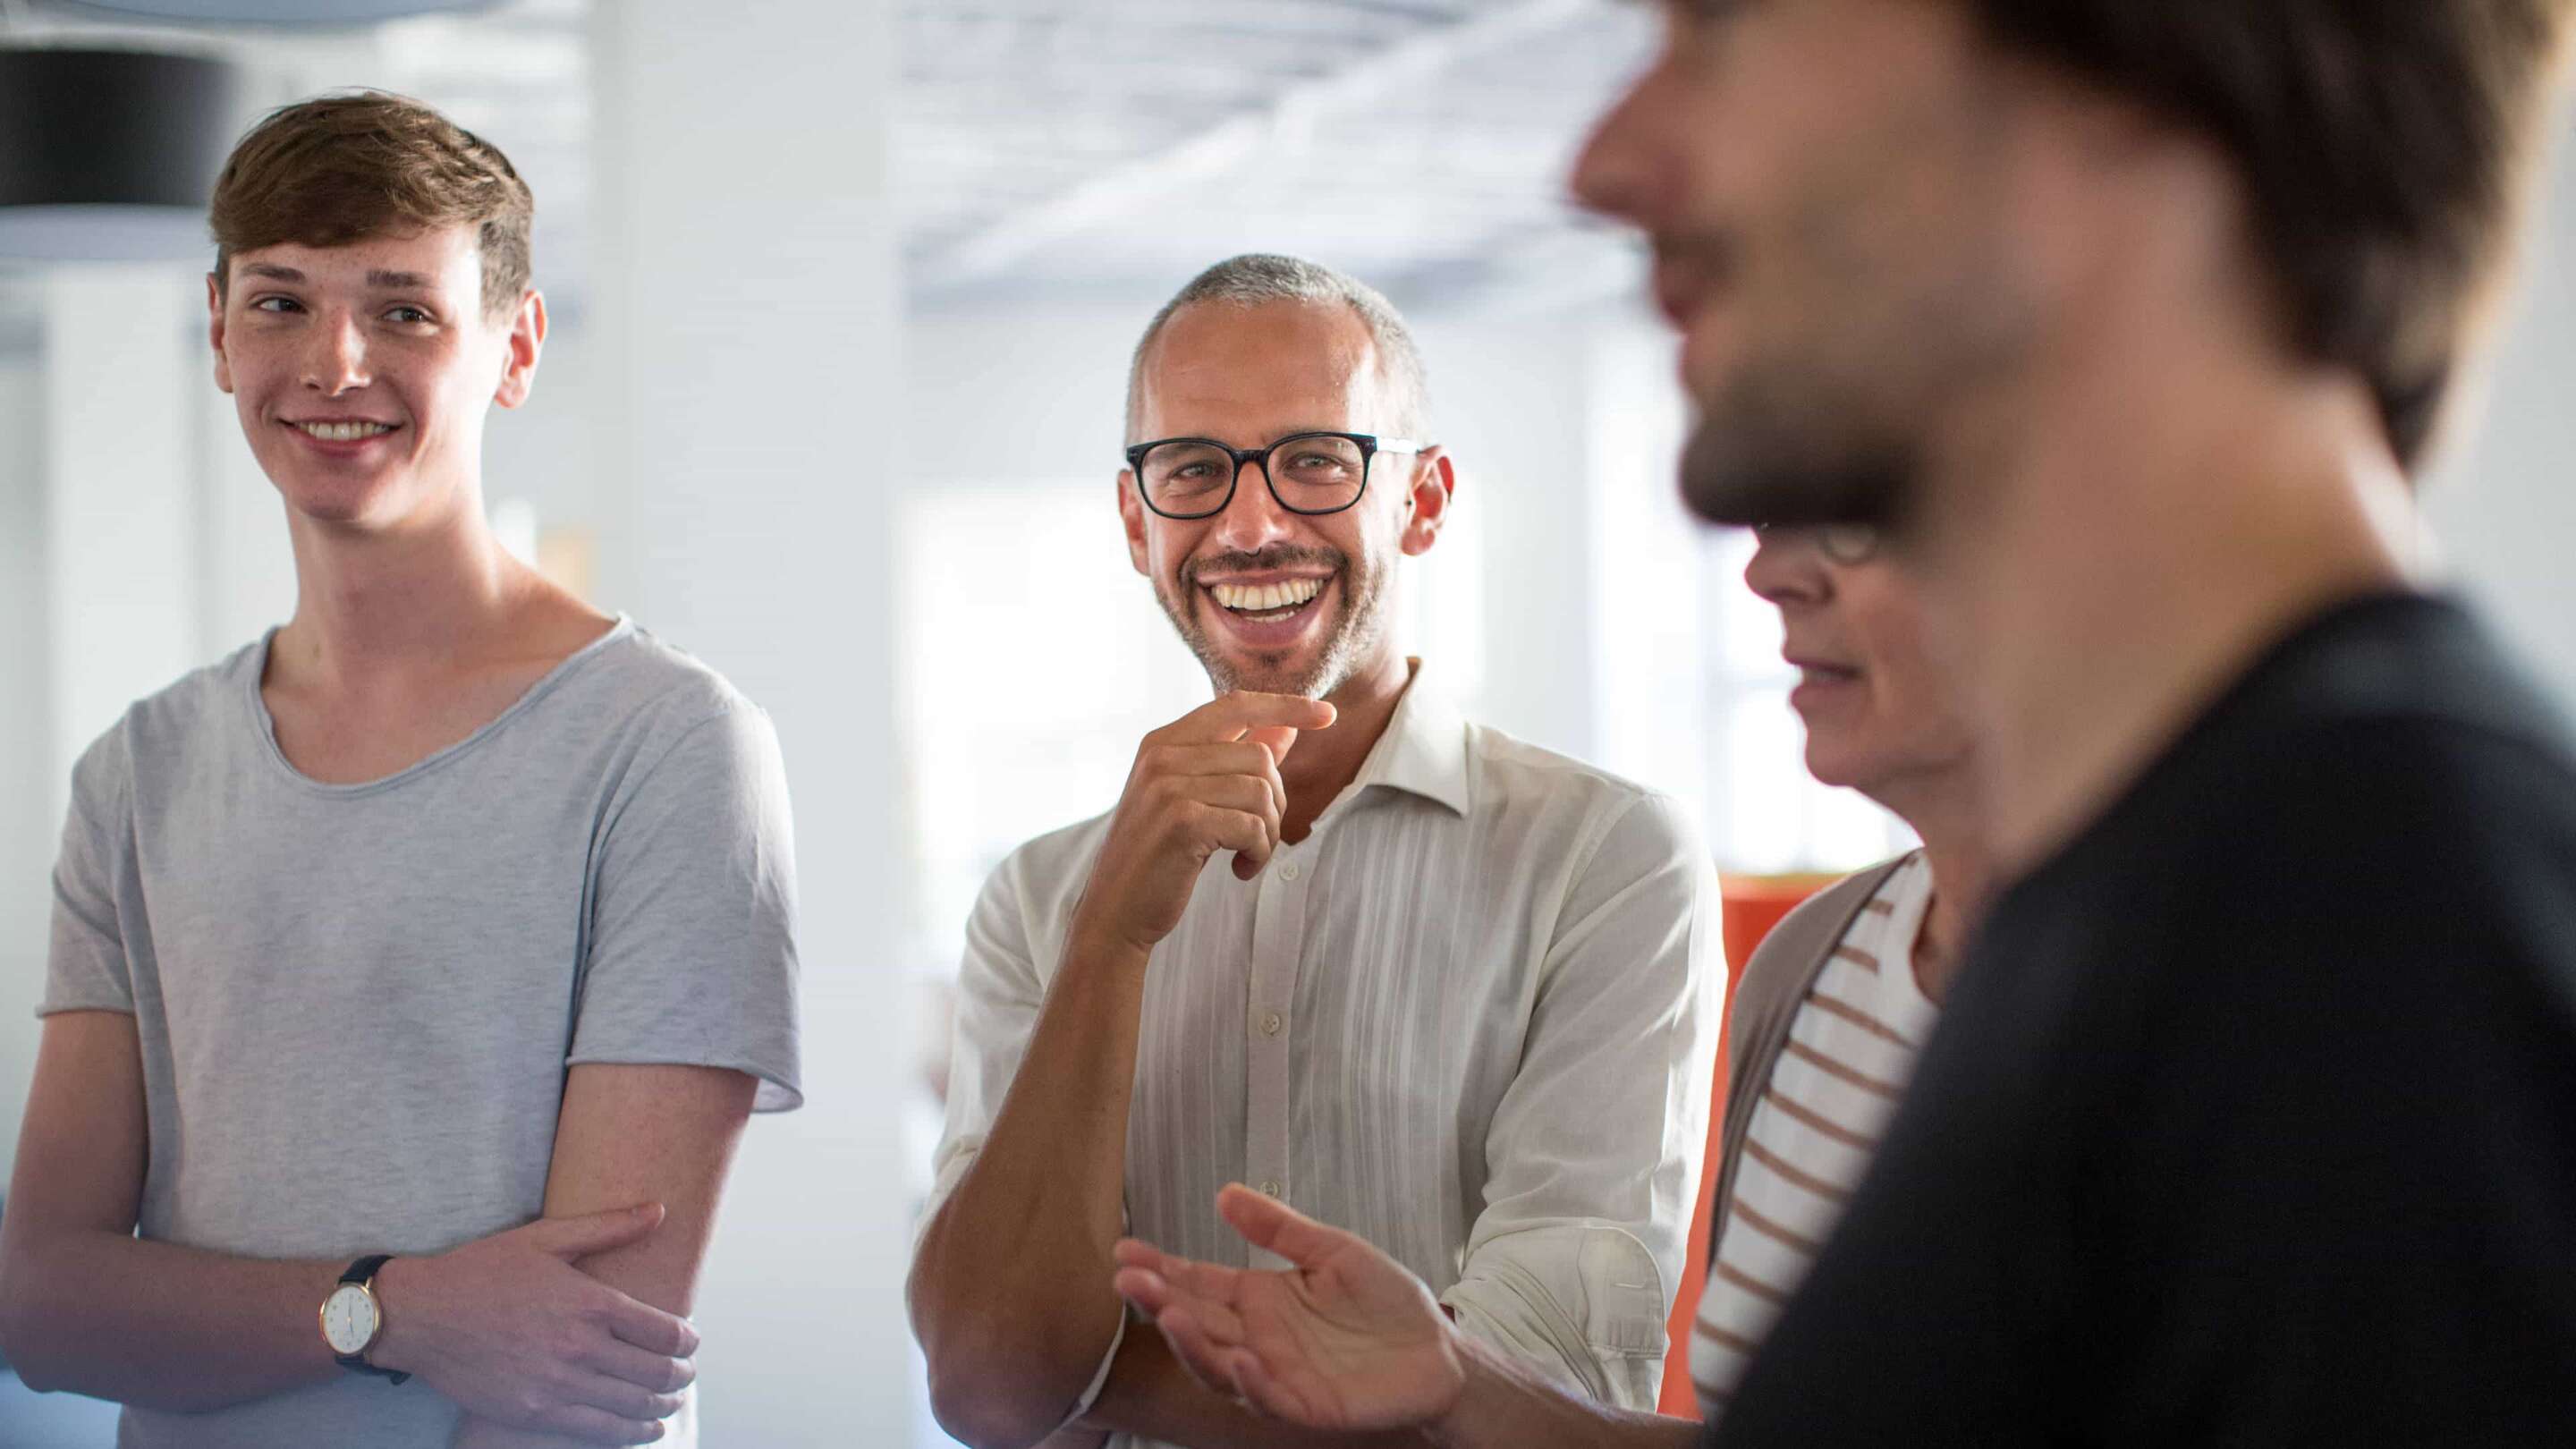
[318,1254,411,1385]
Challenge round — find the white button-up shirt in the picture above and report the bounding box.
[929,667,1723,1442]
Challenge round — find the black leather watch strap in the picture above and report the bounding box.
[335,1254,411,1385]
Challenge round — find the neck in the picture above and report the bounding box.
[273,485,536,685]
[1275,646,1415,841]
[1870,768,1993,1001]
[1917,295,2423,881]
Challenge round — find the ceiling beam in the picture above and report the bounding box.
[916,0,1594,292]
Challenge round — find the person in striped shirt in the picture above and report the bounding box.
[1684,519,1991,1418]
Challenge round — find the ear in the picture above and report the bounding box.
[1397,447,1455,557]
[1117,469,1153,577]
[493,288,548,410]
[206,272,234,395]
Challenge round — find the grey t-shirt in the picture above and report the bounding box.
[39,617,802,1448]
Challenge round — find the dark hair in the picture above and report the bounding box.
[1967,0,2572,467]
[209,89,533,318]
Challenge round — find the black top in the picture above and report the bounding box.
[1715,593,2576,1446]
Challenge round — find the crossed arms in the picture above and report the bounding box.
[0,1011,752,1447]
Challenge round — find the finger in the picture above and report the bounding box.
[569,1369,687,1424]
[584,1337,695,1395]
[535,1402,668,1446]
[1179,774,1282,832]
[1195,806,1272,874]
[529,1202,664,1258]
[1243,724,1302,770]
[1182,691,1337,740]
[1113,1265,1176,1316]
[597,1289,701,1358]
[1217,1182,1350,1268]
[1112,1237,1174,1273]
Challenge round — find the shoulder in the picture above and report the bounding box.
[68,638,267,818]
[567,622,771,740]
[1464,721,1704,858]
[978,808,1117,918]
[1735,857,1909,1010]
[1749,859,1909,970]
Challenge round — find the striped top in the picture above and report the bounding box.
[1691,852,1939,1419]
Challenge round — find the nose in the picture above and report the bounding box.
[1570,55,1668,225]
[1206,454,1299,555]
[301,309,371,395]
[1743,529,1832,607]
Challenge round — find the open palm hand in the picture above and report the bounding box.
[1112,1183,1468,1432]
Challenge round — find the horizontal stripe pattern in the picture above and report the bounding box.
[1693,856,1939,1420]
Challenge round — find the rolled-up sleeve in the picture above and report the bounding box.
[1440,791,1724,1409]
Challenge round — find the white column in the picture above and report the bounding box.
[41,267,201,799]
[0,352,55,1190]
[589,4,911,1444]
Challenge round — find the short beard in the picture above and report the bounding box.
[1679,363,1919,530]
[1159,544,1386,699]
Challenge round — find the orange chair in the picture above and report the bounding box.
[1656,873,1839,1417]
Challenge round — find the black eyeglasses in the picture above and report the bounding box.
[1125,430,1421,520]
[1752,521,1881,566]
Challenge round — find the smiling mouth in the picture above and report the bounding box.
[287,420,399,441]
[1206,576,1326,623]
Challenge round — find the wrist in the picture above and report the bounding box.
[1063,909,1157,974]
[360,1254,430,1374]
[1420,1329,1502,1449]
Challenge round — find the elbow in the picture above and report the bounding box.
[924,1359,1063,1449]
[913,1286,1110,1449]
[0,1256,59,1394]
[909,1223,1117,1448]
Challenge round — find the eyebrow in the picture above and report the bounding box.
[233,263,436,291]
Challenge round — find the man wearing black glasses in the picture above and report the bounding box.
[907,253,1721,1449]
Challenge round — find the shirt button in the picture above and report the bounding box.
[1258,1179,1283,1199]
[1280,862,1301,881]
[1259,1011,1284,1037]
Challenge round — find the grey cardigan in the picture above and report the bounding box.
[1705,853,1915,1271]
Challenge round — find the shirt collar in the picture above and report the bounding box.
[1334,657,1472,819]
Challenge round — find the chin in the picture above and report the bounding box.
[1678,394,1916,529]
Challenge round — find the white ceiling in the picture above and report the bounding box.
[0,0,1657,344]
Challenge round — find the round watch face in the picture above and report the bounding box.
[321,1284,379,1356]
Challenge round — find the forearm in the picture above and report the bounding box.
[913,936,1153,1434]
[1428,1335,1700,1449]
[1081,1328,1431,1449]
[0,1228,342,1411]
[448,1063,754,1448]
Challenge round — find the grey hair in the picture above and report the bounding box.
[1123,253,1433,445]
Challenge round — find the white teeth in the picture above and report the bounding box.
[1210,577,1325,613]
[297,420,394,442]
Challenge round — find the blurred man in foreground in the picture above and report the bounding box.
[1110,3,2576,1445]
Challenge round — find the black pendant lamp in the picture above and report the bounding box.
[0,47,243,261]
[65,2,496,20]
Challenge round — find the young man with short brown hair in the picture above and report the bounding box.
[0,90,801,1449]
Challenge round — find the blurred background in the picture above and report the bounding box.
[0,1,2570,1445]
